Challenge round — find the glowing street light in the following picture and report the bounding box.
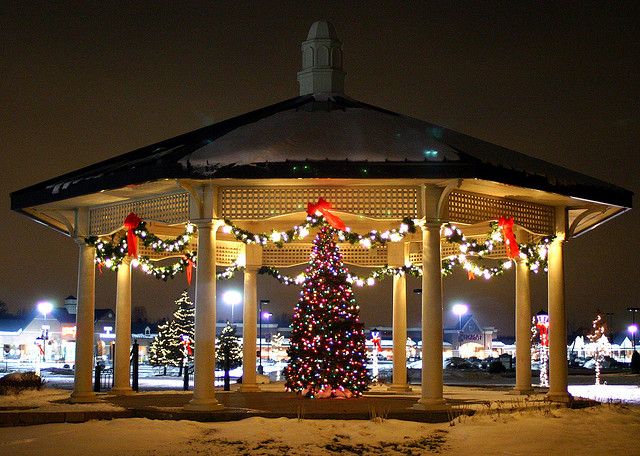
[452,303,468,329]
[37,301,53,320]
[258,299,270,374]
[629,324,638,352]
[223,290,242,323]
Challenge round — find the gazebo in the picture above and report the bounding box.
[11,21,632,410]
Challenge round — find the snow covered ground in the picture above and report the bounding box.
[0,404,638,455]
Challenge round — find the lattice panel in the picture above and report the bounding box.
[137,240,241,266]
[263,243,389,267]
[90,193,189,235]
[216,241,243,266]
[220,186,418,219]
[445,191,554,234]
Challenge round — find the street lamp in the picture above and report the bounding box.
[629,324,638,353]
[452,303,468,329]
[223,290,242,323]
[258,299,270,374]
[36,301,53,362]
[37,301,53,320]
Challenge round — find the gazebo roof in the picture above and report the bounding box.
[10,93,633,211]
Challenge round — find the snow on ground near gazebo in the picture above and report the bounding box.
[1,404,639,455]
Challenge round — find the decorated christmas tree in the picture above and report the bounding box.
[285,225,370,398]
[215,322,242,390]
[587,310,608,385]
[148,319,178,375]
[148,291,195,374]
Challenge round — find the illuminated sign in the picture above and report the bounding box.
[61,326,76,337]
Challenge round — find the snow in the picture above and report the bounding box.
[569,384,640,404]
[0,405,639,455]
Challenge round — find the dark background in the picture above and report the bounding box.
[1,2,637,337]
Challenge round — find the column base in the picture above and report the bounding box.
[239,383,261,392]
[509,387,535,395]
[69,391,99,403]
[546,391,572,403]
[413,397,449,411]
[183,397,224,412]
[387,384,413,393]
[109,387,135,396]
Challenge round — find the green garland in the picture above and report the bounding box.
[84,214,554,283]
[223,215,418,248]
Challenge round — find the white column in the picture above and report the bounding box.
[70,238,98,403]
[514,257,533,394]
[240,244,261,391]
[112,258,133,395]
[417,221,446,408]
[547,207,570,402]
[388,241,411,392]
[185,218,223,411]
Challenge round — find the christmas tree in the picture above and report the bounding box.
[148,319,178,375]
[215,322,242,391]
[587,310,608,385]
[148,291,195,374]
[284,225,370,398]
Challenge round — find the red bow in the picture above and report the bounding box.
[371,333,382,352]
[123,212,142,258]
[498,216,520,259]
[184,256,194,285]
[306,198,346,231]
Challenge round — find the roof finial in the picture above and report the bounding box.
[297,21,345,96]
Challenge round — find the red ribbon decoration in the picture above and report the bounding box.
[180,336,193,355]
[371,332,383,352]
[467,270,476,281]
[184,256,194,285]
[97,262,103,274]
[498,216,520,259]
[306,198,346,231]
[123,212,142,258]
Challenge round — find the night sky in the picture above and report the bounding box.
[1,2,638,337]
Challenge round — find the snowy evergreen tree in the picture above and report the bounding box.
[148,291,195,374]
[148,319,178,375]
[216,322,242,390]
[284,225,370,398]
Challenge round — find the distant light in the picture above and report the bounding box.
[37,301,53,318]
[423,149,439,158]
[452,303,468,317]
[223,290,242,306]
[262,311,273,320]
[629,324,638,335]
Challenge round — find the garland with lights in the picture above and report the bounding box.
[85,205,555,284]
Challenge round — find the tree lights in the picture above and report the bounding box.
[284,225,370,398]
[587,311,609,386]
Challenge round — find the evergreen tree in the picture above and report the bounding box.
[148,319,177,375]
[587,310,608,385]
[148,291,196,374]
[216,322,242,391]
[284,225,370,398]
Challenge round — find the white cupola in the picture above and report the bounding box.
[297,21,345,96]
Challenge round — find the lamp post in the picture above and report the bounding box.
[629,324,638,354]
[628,308,639,352]
[223,290,242,324]
[452,303,468,330]
[258,300,270,374]
[37,301,53,362]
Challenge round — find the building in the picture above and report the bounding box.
[444,315,497,358]
[0,296,115,366]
